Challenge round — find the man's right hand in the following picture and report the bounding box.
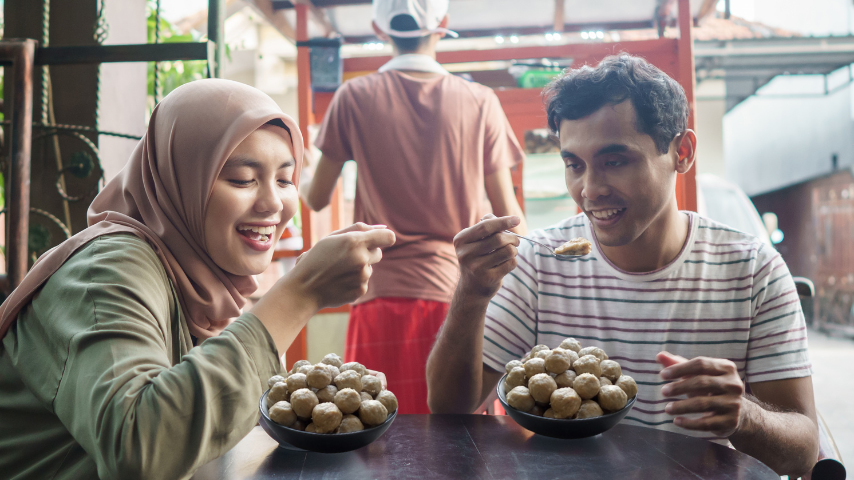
[454,214,521,300]
[288,223,396,310]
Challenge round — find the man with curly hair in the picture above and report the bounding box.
[427,54,819,478]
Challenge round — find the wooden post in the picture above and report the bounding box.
[1,40,36,291]
[676,0,698,212]
[207,0,226,77]
[287,4,312,369]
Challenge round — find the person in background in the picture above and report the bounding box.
[304,0,527,414]
[426,55,819,478]
[0,79,394,479]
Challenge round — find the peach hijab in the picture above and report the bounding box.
[0,79,303,340]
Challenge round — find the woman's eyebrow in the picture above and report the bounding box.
[223,156,261,169]
[279,159,294,169]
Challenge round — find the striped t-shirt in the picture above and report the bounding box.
[482,212,811,444]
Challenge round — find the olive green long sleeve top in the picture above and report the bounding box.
[0,234,282,479]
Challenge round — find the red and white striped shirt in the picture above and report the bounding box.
[482,212,811,444]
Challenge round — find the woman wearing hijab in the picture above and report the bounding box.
[0,79,395,480]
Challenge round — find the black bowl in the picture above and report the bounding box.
[497,374,636,439]
[259,389,397,453]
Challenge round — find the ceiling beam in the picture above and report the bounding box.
[293,0,337,37]
[245,0,297,40]
[271,0,370,8]
[343,20,658,44]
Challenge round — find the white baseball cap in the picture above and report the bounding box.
[372,0,459,38]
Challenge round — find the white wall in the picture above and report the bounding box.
[695,79,727,178]
[722,0,854,195]
[98,0,148,182]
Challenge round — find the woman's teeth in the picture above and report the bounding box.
[590,208,625,220]
[237,225,276,242]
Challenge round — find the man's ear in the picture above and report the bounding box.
[372,21,391,42]
[435,14,450,39]
[673,129,697,174]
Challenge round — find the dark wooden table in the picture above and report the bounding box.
[192,414,778,479]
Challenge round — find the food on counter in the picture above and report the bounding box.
[266,354,396,434]
[597,385,628,412]
[269,401,297,427]
[376,390,399,414]
[599,360,622,382]
[554,237,592,256]
[503,339,637,419]
[290,388,319,419]
[572,373,600,400]
[359,400,389,427]
[576,400,604,419]
[312,403,344,433]
[306,365,333,389]
[616,376,638,399]
[338,415,364,433]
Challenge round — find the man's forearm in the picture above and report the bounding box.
[729,396,819,477]
[426,289,490,414]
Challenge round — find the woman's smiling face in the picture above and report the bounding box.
[204,124,298,276]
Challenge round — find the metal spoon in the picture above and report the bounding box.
[503,230,563,256]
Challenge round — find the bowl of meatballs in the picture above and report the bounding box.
[259,353,398,453]
[497,339,638,439]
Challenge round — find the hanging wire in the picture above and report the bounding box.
[153,0,163,104]
[40,0,50,123]
[94,0,110,44]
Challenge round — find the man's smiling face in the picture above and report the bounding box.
[560,100,679,247]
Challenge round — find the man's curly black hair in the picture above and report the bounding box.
[543,54,689,154]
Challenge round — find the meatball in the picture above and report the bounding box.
[376,390,399,414]
[286,373,308,392]
[575,400,604,419]
[362,375,383,397]
[266,382,289,407]
[598,385,628,412]
[573,355,602,377]
[529,405,546,417]
[316,384,338,404]
[359,400,389,426]
[572,373,600,400]
[505,359,524,374]
[334,388,362,415]
[267,375,287,389]
[550,387,582,419]
[290,360,311,374]
[599,360,622,382]
[337,414,364,433]
[543,408,556,418]
[306,365,333,389]
[530,344,550,356]
[554,370,577,388]
[311,403,343,433]
[524,357,547,377]
[360,391,373,403]
[269,401,297,427]
[616,375,638,399]
[504,366,527,391]
[559,338,582,353]
[289,388,319,419]
[535,349,551,360]
[297,364,313,375]
[599,377,612,387]
[544,349,573,374]
[321,353,343,368]
[304,423,318,433]
[340,362,367,377]
[528,373,558,404]
[506,386,535,413]
[578,346,608,361]
[325,365,341,380]
[334,370,362,392]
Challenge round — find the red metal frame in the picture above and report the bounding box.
[288,0,699,362]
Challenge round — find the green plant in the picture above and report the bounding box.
[146,1,207,105]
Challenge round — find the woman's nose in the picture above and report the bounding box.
[255,180,284,214]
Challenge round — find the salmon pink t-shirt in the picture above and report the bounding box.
[316,70,524,304]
